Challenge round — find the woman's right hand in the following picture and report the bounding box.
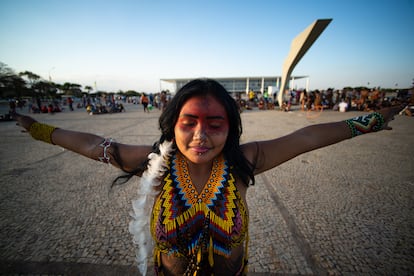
[12,113,37,132]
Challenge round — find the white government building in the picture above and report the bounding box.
[160,76,309,96]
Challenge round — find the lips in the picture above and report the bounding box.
[191,146,210,154]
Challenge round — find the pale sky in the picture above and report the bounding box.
[1,0,413,93]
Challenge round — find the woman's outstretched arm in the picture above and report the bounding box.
[13,113,152,173]
[242,106,402,175]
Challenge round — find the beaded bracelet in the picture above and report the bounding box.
[29,122,58,144]
[345,112,385,137]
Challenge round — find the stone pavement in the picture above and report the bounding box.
[0,103,413,275]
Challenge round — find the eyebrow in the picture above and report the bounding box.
[180,114,226,120]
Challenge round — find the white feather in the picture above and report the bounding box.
[129,141,174,276]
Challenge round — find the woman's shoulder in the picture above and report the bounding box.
[240,142,259,165]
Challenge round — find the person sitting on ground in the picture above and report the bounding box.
[13,78,401,275]
[258,97,265,110]
[313,91,323,111]
[300,90,307,111]
[399,90,414,116]
[338,99,348,112]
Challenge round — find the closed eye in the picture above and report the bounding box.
[208,122,223,129]
[180,120,196,127]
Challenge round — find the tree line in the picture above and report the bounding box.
[0,62,142,100]
[2,61,411,101]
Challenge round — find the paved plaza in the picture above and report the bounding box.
[0,103,413,275]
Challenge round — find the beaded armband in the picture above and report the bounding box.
[345,112,385,137]
[98,138,115,163]
[29,122,58,144]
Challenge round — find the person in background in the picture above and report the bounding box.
[141,93,150,113]
[339,99,349,112]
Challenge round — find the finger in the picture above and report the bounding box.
[395,104,407,114]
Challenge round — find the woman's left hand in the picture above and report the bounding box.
[377,105,405,130]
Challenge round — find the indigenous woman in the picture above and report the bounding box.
[14,79,400,275]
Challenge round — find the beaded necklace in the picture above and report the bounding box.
[174,152,226,205]
[151,152,249,274]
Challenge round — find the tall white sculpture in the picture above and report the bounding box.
[277,19,332,108]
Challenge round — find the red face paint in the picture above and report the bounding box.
[174,95,229,164]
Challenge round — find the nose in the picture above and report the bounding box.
[193,125,207,141]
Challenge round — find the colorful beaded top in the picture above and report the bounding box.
[150,152,249,269]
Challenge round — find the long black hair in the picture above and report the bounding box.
[112,78,255,187]
[159,78,255,186]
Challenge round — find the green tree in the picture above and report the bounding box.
[85,85,93,94]
[19,71,40,87]
[125,90,139,97]
[62,82,83,98]
[0,62,27,98]
[32,81,58,98]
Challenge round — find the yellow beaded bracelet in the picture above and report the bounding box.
[29,122,57,144]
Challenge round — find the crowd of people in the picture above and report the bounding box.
[239,87,414,115]
[3,86,413,121]
[295,88,404,112]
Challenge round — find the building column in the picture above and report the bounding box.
[261,77,264,93]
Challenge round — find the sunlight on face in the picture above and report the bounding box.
[174,95,229,164]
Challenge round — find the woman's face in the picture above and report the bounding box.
[174,94,229,164]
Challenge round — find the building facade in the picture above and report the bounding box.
[160,75,308,95]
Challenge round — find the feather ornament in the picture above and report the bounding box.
[129,141,173,276]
